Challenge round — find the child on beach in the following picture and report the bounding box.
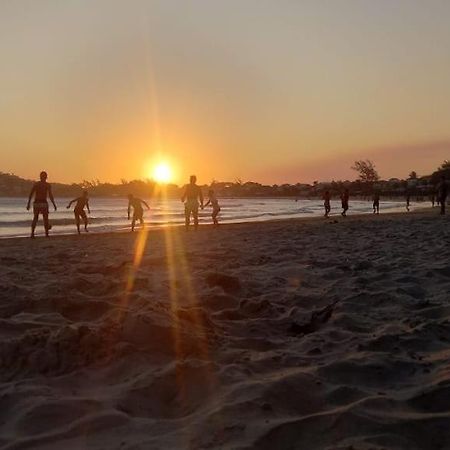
[204,189,221,226]
[26,171,57,238]
[67,190,90,234]
[127,194,150,231]
[373,192,380,214]
[340,189,349,217]
[323,190,331,218]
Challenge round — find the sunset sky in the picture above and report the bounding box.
[1,0,449,185]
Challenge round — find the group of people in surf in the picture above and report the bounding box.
[26,172,220,238]
[126,175,219,233]
[27,171,449,238]
[322,175,448,218]
[322,188,379,218]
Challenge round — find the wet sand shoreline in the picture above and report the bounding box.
[0,206,434,243]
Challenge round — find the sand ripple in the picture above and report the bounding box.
[0,213,449,449]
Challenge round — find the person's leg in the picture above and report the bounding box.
[131,218,136,231]
[31,212,39,238]
[184,206,191,230]
[193,208,199,229]
[212,210,218,226]
[140,218,144,229]
[43,211,50,236]
[80,211,88,231]
[75,213,81,234]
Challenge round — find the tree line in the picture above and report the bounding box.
[0,159,448,198]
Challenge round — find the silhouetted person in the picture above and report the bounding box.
[26,171,57,238]
[431,193,435,208]
[340,189,349,217]
[204,189,221,227]
[127,194,149,231]
[181,175,204,230]
[406,191,411,212]
[373,192,380,214]
[437,176,448,215]
[323,190,331,218]
[67,190,90,234]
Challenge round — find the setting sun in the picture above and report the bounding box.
[152,162,172,184]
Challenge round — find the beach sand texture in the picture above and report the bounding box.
[0,212,449,449]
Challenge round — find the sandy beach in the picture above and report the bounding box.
[1,210,449,449]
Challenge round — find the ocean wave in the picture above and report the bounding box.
[0,198,413,238]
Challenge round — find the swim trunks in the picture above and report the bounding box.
[185,200,199,215]
[74,208,87,220]
[133,208,144,221]
[33,202,49,214]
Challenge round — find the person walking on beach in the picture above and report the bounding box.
[340,189,349,217]
[181,175,204,230]
[204,189,221,227]
[437,175,448,215]
[127,194,150,231]
[406,191,411,212]
[26,171,57,238]
[373,192,380,214]
[67,190,90,234]
[323,190,331,218]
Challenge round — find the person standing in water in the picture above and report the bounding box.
[26,171,57,238]
[340,188,349,217]
[67,190,90,234]
[181,175,204,230]
[204,189,221,227]
[373,192,380,214]
[127,194,150,232]
[323,190,331,218]
[437,175,448,215]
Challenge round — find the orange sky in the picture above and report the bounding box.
[1,1,449,185]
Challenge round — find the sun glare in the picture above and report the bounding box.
[152,162,172,184]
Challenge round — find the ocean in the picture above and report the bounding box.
[0,197,418,238]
